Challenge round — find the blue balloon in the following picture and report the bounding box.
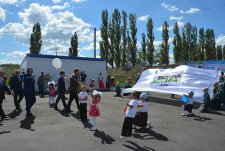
[181,96,188,103]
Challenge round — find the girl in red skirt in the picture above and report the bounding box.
[89,90,102,131]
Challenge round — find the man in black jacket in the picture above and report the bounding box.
[0,68,13,123]
[10,69,24,111]
[55,70,68,110]
[67,68,81,112]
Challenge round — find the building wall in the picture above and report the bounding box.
[21,56,107,91]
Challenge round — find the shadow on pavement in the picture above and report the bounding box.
[191,114,212,122]
[0,131,11,135]
[123,141,156,151]
[8,109,22,119]
[56,108,70,117]
[133,127,168,141]
[208,110,225,116]
[94,130,115,144]
[20,116,35,131]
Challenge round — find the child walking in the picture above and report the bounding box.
[133,93,149,128]
[181,91,195,116]
[48,81,56,108]
[78,85,88,121]
[121,91,140,138]
[89,90,102,131]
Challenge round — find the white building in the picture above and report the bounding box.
[20,54,107,91]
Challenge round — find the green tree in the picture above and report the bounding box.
[181,29,187,61]
[108,19,114,68]
[121,10,127,69]
[173,22,182,63]
[216,45,223,60]
[198,28,205,61]
[99,10,109,60]
[160,21,170,65]
[146,18,154,67]
[205,29,216,60]
[184,23,192,61]
[112,8,122,69]
[30,22,42,54]
[190,26,198,61]
[129,13,137,67]
[69,32,78,57]
[141,33,146,65]
[223,45,225,60]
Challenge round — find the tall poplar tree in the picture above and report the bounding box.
[223,45,225,60]
[141,33,146,65]
[160,21,170,65]
[108,19,114,68]
[99,10,109,60]
[129,13,137,67]
[198,28,205,61]
[216,45,223,60]
[30,22,42,54]
[146,18,154,67]
[112,8,121,69]
[190,26,198,61]
[69,32,78,57]
[173,22,181,63]
[121,10,127,69]
[205,29,216,60]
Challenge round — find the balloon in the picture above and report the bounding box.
[181,95,188,103]
[52,58,62,69]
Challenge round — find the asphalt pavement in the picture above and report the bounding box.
[0,92,225,151]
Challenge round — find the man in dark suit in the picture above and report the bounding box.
[0,68,13,123]
[10,69,24,111]
[55,70,68,110]
[67,68,81,112]
[24,67,36,117]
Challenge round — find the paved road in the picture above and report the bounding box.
[0,92,225,151]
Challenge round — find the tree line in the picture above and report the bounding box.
[99,9,225,69]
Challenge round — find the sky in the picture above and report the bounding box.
[0,0,225,64]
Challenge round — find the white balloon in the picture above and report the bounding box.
[52,58,62,69]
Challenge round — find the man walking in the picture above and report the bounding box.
[24,68,36,117]
[67,68,81,112]
[10,69,24,111]
[38,72,45,98]
[0,68,13,124]
[55,70,68,110]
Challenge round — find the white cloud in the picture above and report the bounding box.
[180,8,200,14]
[216,34,225,46]
[51,2,70,10]
[0,0,26,5]
[0,3,97,57]
[177,21,185,28]
[0,7,5,21]
[8,51,28,59]
[156,25,173,32]
[169,16,183,21]
[52,0,61,4]
[160,2,179,12]
[138,15,149,22]
[72,0,86,3]
[169,54,174,64]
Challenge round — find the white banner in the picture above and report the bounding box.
[122,65,219,103]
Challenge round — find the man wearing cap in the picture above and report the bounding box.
[0,68,13,123]
[10,69,24,111]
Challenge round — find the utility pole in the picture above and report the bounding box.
[94,27,96,58]
[55,45,58,56]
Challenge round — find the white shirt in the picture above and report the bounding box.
[78,91,88,104]
[187,97,194,104]
[126,99,139,118]
[138,101,148,112]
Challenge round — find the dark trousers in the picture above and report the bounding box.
[55,93,67,108]
[68,92,80,110]
[24,93,36,114]
[38,84,44,96]
[121,117,134,137]
[0,97,6,118]
[14,91,24,109]
[80,103,87,120]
